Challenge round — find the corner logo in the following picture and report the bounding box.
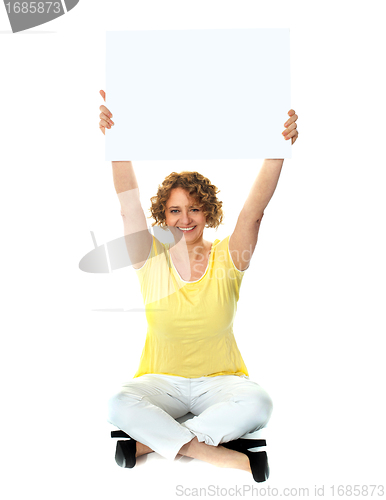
[3,0,79,33]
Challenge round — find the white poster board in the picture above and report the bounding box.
[106,29,291,160]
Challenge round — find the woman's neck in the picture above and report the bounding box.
[171,236,212,263]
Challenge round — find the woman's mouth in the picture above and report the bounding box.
[177,226,196,232]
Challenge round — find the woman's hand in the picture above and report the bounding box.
[99,90,114,135]
[282,109,298,145]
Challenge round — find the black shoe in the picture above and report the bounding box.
[222,439,269,482]
[115,439,137,468]
[244,449,269,483]
[222,438,266,453]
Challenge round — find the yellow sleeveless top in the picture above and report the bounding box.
[133,235,249,379]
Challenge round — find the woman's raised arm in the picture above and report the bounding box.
[229,110,298,271]
[99,90,152,269]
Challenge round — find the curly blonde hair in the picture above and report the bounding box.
[149,171,223,229]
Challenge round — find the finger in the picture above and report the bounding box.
[284,113,298,127]
[284,129,298,141]
[285,129,298,140]
[99,112,114,126]
[291,130,299,145]
[282,122,297,136]
[100,118,112,130]
[283,122,297,133]
[99,90,106,101]
[99,114,114,127]
[99,104,113,117]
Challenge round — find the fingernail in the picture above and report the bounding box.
[284,121,288,126]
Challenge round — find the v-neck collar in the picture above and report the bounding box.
[167,240,219,284]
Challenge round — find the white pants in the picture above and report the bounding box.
[107,374,273,461]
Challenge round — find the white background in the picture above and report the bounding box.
[1,1,385,499]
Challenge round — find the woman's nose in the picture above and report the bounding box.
[179,211,191,224]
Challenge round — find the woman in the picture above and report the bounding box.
[99,90,298,482]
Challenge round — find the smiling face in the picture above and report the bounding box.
[165,187,207,241]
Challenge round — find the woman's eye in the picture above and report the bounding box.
[170,209,199,213]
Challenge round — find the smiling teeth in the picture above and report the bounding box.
[178,227,195,231]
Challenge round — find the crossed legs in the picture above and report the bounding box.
[108,374,273,474]
[135,437,251,472]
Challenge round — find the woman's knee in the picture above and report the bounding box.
[242,387,273,427]
[256,391,273,424]
[107,390,137,424]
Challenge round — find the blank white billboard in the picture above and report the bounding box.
[106,29,291,161]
